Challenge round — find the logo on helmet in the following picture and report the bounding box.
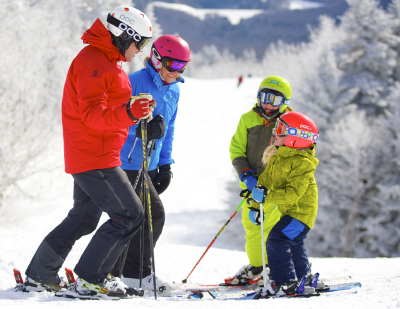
[119,14,135,25]
[270,80,280,85]
[300,124,312,130]
[117,22,142,42]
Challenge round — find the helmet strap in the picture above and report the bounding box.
[109,31,133,58]
[258,106,281,121]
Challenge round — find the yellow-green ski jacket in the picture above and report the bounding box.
[253,145,319,229]
[230,104,292,188]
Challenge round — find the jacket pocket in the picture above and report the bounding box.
[282,218,305,240]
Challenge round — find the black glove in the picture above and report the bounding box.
[136,115,165,140]
[153,164,172,195]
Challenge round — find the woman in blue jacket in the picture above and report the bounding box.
[114,35,191,295]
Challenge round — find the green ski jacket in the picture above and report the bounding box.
[253,145,319,229]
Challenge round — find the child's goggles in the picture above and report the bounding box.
[274,118,319,143]
[162,58,188,73]
[257,92,288,107]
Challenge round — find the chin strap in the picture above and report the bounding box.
[258,106,281,121]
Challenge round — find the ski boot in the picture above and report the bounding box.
[224,264,267,285]
[254,276,315,299]
[122,274,172,296]
[305,272,327,291]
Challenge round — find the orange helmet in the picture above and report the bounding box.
[274,112,319,148]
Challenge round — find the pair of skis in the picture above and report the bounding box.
[178,276,361,300]
[12,266,361,301]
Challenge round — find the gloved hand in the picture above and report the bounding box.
[136,115,166,140]
[239,168,258,190]
[248,207,265,225]
[252,185,268,203]
[126,93,157,123]
[153,164,172,195]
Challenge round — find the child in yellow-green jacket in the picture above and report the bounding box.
[251,111,320,298]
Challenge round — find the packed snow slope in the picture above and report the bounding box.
[0,77,399,308]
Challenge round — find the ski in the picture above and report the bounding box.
[319,281,362,292]
[201,281,362,300]
[12,267,144,300]
[13,268,25,292]
[172,281,259,293]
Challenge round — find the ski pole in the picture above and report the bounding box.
[182,191,250,283]
[139,139,155,288]
[259,200,268,286]
[133,139,154,190]
[140,118,157,300]
[252,186,268,286]
[112,139,155,279]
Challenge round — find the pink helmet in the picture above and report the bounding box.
[150,35,191,71]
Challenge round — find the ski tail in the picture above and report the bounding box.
[65,267,76,284]
[13,268,24,285]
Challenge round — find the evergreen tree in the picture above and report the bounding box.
[0,0,83,205]
[387,0,400,81]
[309,111,395,257]
[293,16,357,132]
[335,0,400,116]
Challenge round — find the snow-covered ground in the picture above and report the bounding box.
[149,2,264,25]
[0,77,399,308]
[149,0,326,26]
[288,1,325,10]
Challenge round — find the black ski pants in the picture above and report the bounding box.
[112,169,165,279]
[25,167,144,284]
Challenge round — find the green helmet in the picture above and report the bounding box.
[257,75,292,119]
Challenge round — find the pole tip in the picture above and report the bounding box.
[182,279,187,283]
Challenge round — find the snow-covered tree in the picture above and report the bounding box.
[0,0,83,205]
[387,0,400,81]
[308,110,399,257]
[335,0,400,116]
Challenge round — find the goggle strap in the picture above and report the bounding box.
[107,14,150,48]
[275,119,319,142]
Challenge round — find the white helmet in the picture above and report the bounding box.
[107,6,152,54]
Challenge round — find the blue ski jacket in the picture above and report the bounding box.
[120,60,184,171]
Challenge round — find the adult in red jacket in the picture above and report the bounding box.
[24,6,154,298]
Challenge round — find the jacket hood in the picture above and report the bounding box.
[81,18,126,63]
[277,144,319,167]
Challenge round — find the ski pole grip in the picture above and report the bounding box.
[240,189,251,199]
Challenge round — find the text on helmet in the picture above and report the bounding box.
[300,124,312,130]
[119,14,136,25]
[118,22,142,42]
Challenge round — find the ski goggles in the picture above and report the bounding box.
[107,14,151,51]
[162,58,188,73]
[134,37,151,51]
[274,119,319,143]
[257,92,288,107]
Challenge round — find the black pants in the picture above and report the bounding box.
[25,167,144,284]
[112,169,165,279]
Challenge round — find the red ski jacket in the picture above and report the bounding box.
[62,19,134,174]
